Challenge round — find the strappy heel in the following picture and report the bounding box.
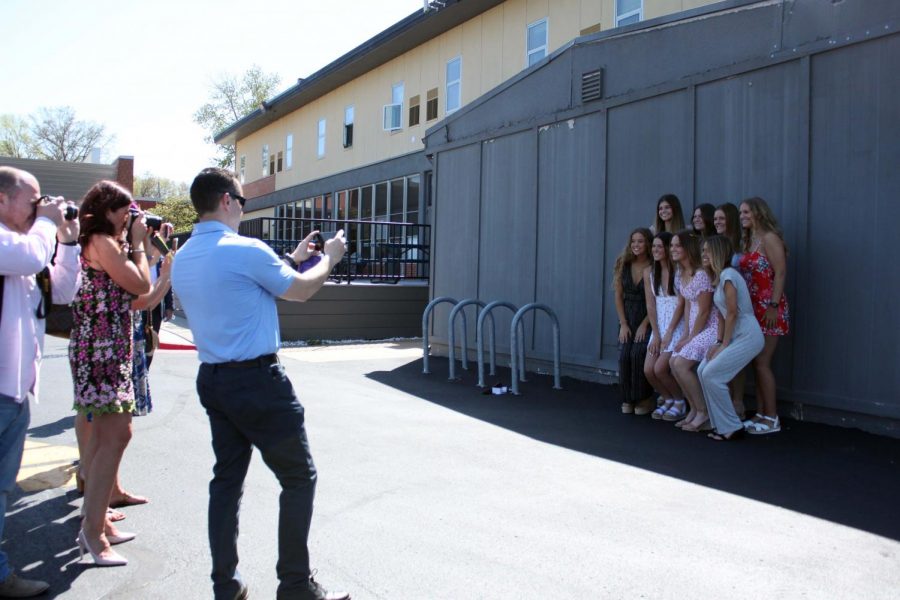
[76,529,128,566]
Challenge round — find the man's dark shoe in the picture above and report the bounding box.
[0,572,50,598]
[305,574,349,600]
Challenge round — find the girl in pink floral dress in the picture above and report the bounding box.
[670,230,719,432]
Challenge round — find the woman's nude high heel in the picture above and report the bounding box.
[76,529,128,566]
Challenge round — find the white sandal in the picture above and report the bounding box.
[742,412,764,427]
[745,414,781,435]
[662,399,686,422]
[652,399,674,420]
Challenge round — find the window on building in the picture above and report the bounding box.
[616,0,642,26]
[409,95,420,127]
[426,88,438,121]
[239,155,246,183]
[343,105,354,148]
[446,57,461,114]
[317,118,326,158]
[276,151,283,173]
[285,134,293,169]
[527,19,548,66]
[262,144,269,176]
[383,82,403,131]
[269,154,276,176]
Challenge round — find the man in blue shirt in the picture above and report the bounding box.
[172,168,349,600]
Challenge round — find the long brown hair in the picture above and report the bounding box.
[716,202,741,253]
[692,203,716,237]
[613,227,653,287]
[651,231,675,296]
[654,194,685,233]
[740,196,788,254]
[672,228,702,273]
[78,180,133,249]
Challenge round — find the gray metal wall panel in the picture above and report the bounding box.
[800,35,900,414]
[430,144,482,341]
[781,0,900,52]
[0,156,116,201]
[477,131,538,353]
[604,91,690,361]
[694,60,805,387]
[534,113,606,366]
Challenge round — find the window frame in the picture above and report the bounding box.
[445,57,461,114]
[383,82,404,132]
[526,18,548,67]
[615,0,642,27]
[262,144,269,176]
[343,105,354,148]
[239,155,246,183]
[285,134,293,170]
[317,118,326,159]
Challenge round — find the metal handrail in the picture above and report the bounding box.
[475,301,523,388]
[447,299,485,380]
[509,303,563,395]
[422,296,457,374]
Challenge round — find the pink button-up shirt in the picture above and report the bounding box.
[0,217,80,402]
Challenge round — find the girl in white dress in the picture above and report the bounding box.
[642,232,685,420]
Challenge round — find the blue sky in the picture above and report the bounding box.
[1,0,423,183]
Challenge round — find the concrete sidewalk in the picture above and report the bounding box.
[8,333,900,599]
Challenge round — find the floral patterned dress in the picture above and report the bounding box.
[69,256,136,415]
[738,245,790,336]
[673,269,719,362]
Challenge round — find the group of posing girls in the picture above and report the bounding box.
[613,194,789,440]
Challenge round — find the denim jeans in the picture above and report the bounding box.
[196,362,317,600]
[0,394,30,583]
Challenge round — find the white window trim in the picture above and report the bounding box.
[285,134,293,170]
[616,0,642,26]
[344,105,354,148]
[239,155,246,183]
[262,144,269,176]
[526,18,548,67]
[446,56,461,114]
[317,119,326,159]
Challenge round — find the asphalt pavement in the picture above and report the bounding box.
[7,318,900,599]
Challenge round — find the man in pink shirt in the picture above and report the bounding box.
[0,166,80,598]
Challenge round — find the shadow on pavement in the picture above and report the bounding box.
[367,356,900,541]
[27,416,74,439]
[5,488,85,598]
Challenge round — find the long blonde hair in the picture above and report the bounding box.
[704,235,735,286]
[740,197,787,254]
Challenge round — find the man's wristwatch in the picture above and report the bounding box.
[282,254,298,270]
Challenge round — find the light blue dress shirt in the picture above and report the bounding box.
[171,220,295,364]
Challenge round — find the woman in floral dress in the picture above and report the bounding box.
[670,230,719,432]
[738,197,790,435]
[69,181,152,566]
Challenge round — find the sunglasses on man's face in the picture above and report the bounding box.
[226,191,246,208]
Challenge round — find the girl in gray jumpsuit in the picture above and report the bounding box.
[697,236,764,440]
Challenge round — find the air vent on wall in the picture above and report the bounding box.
[581,69,603,103]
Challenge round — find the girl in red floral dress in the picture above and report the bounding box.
[738,197,789,435]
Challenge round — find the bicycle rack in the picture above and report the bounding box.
[509,303,563,395]
[421,296,458,374]
[475,301,523,388]
[447,299,486,380]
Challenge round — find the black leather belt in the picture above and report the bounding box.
[210,354,279,369]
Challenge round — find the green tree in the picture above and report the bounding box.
[193,65,281,169]
[134,173,189,200]
[152,197,197,235]
[0,114,35,158]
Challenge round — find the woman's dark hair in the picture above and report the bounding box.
[672,228,702,271]
[651,231,675,296]
[78,180,133,248]
[190,167,239,216]
[716,202,741,253]
[692,203,716,237]
[654,194,685,233]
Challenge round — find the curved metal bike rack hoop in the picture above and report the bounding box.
[509,303,563,395]
[448,299,486,380]
[422,296,458,374]
[475,301,523,388]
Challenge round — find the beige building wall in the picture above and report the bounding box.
[235,0,716,193]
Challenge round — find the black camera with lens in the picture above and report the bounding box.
[310,232,325,252]
[64,205,78,221]
[128,209,169,254]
